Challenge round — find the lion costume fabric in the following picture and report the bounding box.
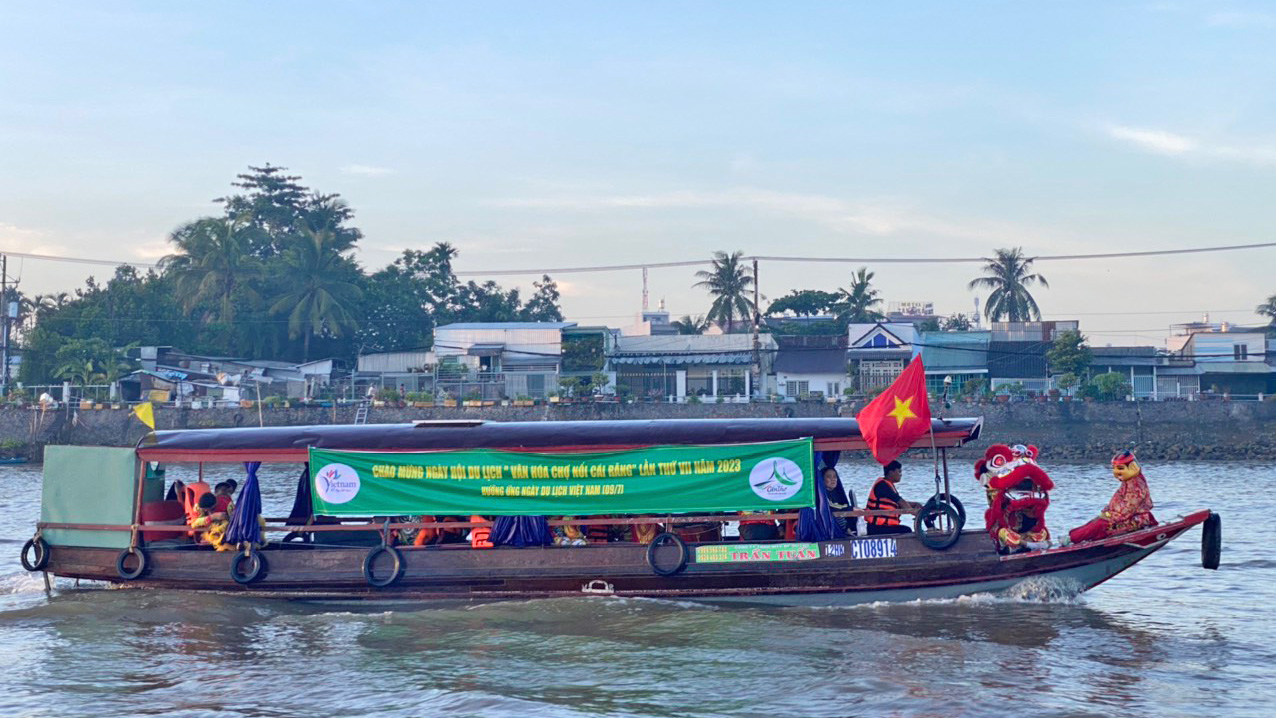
[977,443,1053,553]
[1068,450,1157,544]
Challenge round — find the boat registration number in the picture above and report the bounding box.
[848,538,897,560]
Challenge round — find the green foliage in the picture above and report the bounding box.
[968,247,1049,322]
[1258,293,1276,325]
[18,166,566,382]
[961,377,988,398]
[1047,330,1092,377]
[671,315,710,335]
[766,290,839,317]
[914,318,941,332]
[378,388,401,403]
[1055,372,1079,393]
[942,314,973,331]
[833,267,884,326]
[561,334,605,371]
[1089,372,1132,401]
[693,251,755,333]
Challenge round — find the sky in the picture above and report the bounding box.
[1,1,1275,346]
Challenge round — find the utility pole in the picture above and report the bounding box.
[751,257,761,400]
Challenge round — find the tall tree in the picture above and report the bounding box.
[671,315,710,335]
[1258,293,1276,324]
[968,247,1049,322]
[833,267,884,325]
[214,164,362,257]
[942,314,973,331]
[766,289,840,317]
[160,215,264,325]
[269,222,364,361]
[522,275,564,322]
[1046,329,1092,377]
[693,250,755,333]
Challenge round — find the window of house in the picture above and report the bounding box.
[1234,344,1248,361]
[785,380,810,397]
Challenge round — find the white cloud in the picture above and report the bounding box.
[1105,124,1276,165]
[1206,11,1276,28]
[1106,125,1197,155]
[487,188,1084,248]
[340,164,395,176]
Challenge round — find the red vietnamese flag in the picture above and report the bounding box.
[855,355,932,465]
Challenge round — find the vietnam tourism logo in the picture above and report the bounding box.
[748,457,804,501]
[315,463,361,504]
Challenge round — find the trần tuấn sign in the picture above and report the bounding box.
[694,543,821,563]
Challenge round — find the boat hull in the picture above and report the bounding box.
[41,511,1209,606]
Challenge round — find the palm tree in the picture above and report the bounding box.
[968,247,1049,322]
[692,251,755,333]
[270,221,364,361]
[159,215,264,322]
[671,314,710,335]
[833,267,884,325]
[1258,293,1276,324]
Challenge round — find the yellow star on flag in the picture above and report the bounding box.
[886,396,918,429]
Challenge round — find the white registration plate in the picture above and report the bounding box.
[849,537,898,560]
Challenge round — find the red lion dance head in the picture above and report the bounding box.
[977,443,1053,553]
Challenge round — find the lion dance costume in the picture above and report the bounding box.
[977,444,1053,553]
[1068,450,1157,544]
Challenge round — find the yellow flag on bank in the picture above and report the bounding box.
[132,401,156,431]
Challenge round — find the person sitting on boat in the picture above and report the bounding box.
[189,492,233,551]
[823,467,858,536]
[1068,450,1158,545]
[553,517,589,546]
[866,461,921,535]
[212,481,235,514]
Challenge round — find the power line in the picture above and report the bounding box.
[3,241,1273,275]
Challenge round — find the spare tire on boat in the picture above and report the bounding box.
[645,532,689,576]
[916,501,963,551]
[922,494,966,533]
[116,547,148,580]
[231,548,267,584]
[363,545,403,588]
[1201,512,1222,570]
[20,536,49,572]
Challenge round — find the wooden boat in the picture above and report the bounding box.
[19,418,1220,605]
[0,457,30,465]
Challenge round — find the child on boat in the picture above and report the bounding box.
[189,492,233,551]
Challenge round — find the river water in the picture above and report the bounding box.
[0,459,1270,718]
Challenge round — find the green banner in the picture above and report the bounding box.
[308,439,815,516]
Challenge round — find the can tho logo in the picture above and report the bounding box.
[748,457,804,501]
[315,463,361,504]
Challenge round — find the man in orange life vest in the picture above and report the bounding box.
[865,460,923,535]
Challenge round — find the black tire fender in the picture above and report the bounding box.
[363,545,403,588]
[231,548,267,584]
[917,502,963,551]
[21,537,49,572]
[1201,512,1222,570]
[116,547,148,580]
[923,495,966,533]
[645,532,689,576]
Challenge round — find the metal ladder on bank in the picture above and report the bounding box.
[354,400,370,425]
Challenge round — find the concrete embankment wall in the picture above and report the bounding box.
[6,400,1275,462]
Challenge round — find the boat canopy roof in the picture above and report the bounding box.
[137,417,983,463]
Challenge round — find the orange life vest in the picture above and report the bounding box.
[181,482,212,524]
[470,515,494,549]
[866,478,901,527]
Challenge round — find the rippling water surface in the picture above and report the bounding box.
[0,460,1270,718]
